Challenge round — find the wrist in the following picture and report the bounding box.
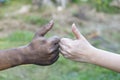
[12,46,29,66]
[17,45,31,64]
[87,47,100,64]
[85,46,99,63]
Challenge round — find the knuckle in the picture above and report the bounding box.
[47,47,56,54]
[66,49,71,53]
[54,37,60,42]
[62,51,66,55]
[49,36,60,44]
[69,49,73,54]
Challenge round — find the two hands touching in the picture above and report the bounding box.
[0,20,120,72]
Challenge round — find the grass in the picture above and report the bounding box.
[0,30,33,49]
[0,0,120,80]
[0,0,32,19]
[88,0,120,14]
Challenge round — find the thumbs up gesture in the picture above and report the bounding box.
[59,24,95,63]
[24,20,60,65]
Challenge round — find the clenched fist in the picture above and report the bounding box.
[0,20,60,70]
[24,20,60,65]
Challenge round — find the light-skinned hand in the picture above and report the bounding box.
[59,24,95,63]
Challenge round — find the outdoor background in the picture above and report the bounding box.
[0,0,120,80]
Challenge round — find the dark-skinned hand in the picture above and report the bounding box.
[0,20,60,70]
[24,20,60,65]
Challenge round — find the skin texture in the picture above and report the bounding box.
[0,20,60,70]
[60,24,120,72]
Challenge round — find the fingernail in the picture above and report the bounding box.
[72,23,76,27]
[72,23,76,31]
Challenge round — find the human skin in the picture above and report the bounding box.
[0,20,60,70]
[59,23,120,72]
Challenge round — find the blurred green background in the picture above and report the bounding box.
[0,0,120,80]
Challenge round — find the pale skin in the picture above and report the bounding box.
[59,24,120,72]
[0,20,60,70]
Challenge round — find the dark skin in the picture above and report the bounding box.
[0,20,60,70]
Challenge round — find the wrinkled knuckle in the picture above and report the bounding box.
[69,48,73,52]
[62,51,67,55]
[66,49,70,53]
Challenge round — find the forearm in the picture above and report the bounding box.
[90,48,120,72]
[0,46,28,70]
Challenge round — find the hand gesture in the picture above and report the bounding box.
[24,20,60,65]
[59,24,94,63]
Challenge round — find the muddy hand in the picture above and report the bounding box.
[24,20,60,65]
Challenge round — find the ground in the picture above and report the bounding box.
[0,1,120,80]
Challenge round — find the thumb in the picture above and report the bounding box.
[72,23,81,39]
[35,20,54,37]
[72,23,85,40]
